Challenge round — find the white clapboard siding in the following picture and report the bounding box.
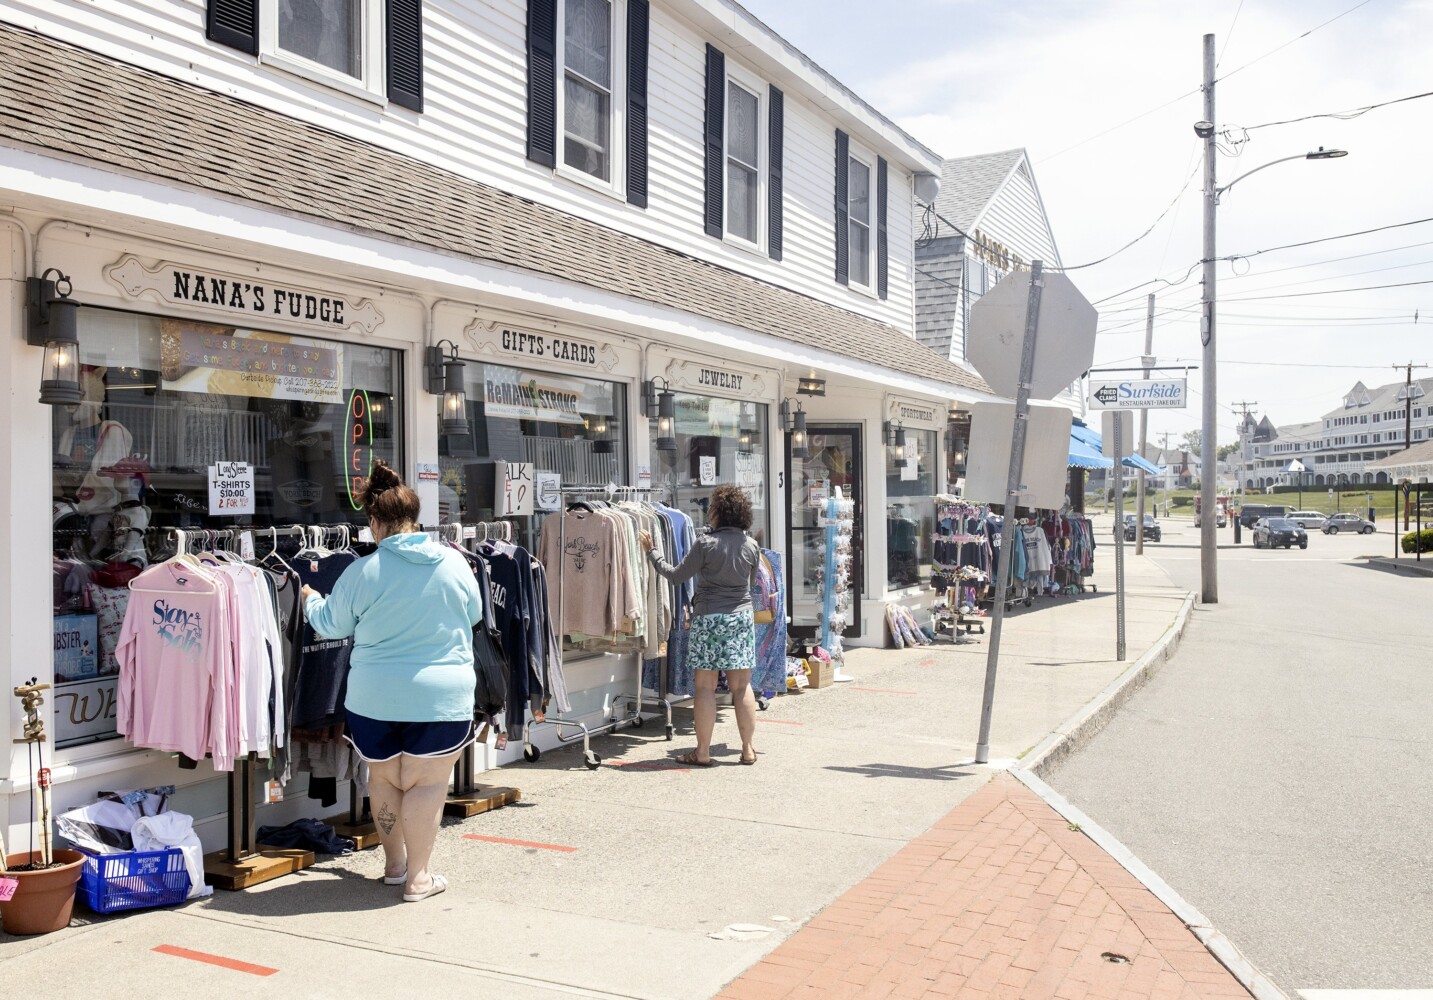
[7,0,918,333]
[973,162,1061,267]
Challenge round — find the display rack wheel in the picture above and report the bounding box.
[664,725,675,741]
[523,745,541,763]
[631,714,644,729]
[1023,597,1032,607]
[584,751,602,770]
[756,697,769,711]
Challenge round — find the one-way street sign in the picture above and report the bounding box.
[1087,377,1188,410]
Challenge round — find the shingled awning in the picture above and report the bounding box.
[0,23,990,397]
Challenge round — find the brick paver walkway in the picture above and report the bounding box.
[716,774,1251,1000]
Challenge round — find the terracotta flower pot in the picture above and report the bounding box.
[1,850,85,935]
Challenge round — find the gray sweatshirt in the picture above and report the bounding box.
[648,526,760,616]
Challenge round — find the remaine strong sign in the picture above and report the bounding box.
[1087,378,1188,410]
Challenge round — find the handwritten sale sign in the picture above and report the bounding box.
[209,462,255,516]
[497,461,535,517]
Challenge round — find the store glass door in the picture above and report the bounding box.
[786,424,863,639]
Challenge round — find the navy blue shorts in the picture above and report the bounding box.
[344,710,476,763]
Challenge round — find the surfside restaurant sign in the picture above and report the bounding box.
[1087,378,1188,410]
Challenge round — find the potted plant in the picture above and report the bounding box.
[1,680,84,936]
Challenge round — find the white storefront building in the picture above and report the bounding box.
[1,0,998,851]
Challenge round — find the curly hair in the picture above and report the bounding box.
[357,459,420,532]
[709,483,753,531]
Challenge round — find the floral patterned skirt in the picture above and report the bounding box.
[687,609,757,672]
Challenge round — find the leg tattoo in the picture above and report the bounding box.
[376,802,398,836]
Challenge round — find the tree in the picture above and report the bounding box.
[1181,429,1201,457]
[1216,442,1240,461]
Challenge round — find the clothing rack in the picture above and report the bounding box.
[520,485,666,770]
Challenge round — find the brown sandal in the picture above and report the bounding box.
[677,750,715,767]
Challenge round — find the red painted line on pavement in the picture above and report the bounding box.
[848,686,918,695]
[758,718,804,726]
[152,945,278,977]
[464,834,578,853]
[606,760,690,772]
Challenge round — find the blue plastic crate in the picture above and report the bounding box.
[78,847,191,914]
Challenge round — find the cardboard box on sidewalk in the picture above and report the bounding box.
[805,658,833,688]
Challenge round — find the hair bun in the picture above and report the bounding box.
[359,460,404,505]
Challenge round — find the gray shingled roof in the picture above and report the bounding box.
[934,149,1025,233]
[0,23,988,395]
[1368,439,1433,470]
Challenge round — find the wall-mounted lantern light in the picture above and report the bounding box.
[426,339,469,436]
[797,375,826,396]
[643,377,677,452]
[884,420,908,468]
[27,268,82,406]
[782,399,808,459]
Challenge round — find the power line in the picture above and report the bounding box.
[1224,216,1433,263]
[1223,278,1433,302]
[1215,0,1379,83]
[1244,88,1433,130]
[1035,88,1201,165]
[1217,0,1247,67]
[1058,161,1203,271]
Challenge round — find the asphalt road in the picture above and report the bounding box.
[1047,516,1433,996]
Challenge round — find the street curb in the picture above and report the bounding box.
[1358,554,1433,578]
[1008,769,1290,1000]
[1009,598,1291,1000]
[1017,592,1195,778]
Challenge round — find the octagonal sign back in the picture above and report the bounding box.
[967,270,1098,401]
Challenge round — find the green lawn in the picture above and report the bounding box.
[1092,487,1417,521]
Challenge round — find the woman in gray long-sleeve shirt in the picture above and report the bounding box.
[640,484,761,766]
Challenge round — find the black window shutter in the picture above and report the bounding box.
[767,85,784,261]
[626,0,650,207]
[386,0,424,112]
[876,156,888,299]
[527,0,558,167]
[207,0,258,56]
[834,129,849,285]
[703,44,725,238]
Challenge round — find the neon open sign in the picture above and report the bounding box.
[345,389,373,510]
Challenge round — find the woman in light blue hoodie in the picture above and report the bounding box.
[303,460,482,903]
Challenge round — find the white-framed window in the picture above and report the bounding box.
[260,0,385,101]
[847,149,874,288]
[558,0,626,192]
[724,67,764,248]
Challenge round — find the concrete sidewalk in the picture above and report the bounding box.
[1,532,1192,999]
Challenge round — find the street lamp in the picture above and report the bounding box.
[1197,32,1348,604]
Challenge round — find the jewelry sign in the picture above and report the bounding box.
[1087,378,1188,410]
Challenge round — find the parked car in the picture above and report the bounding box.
[1239,503,1290,528]
[1119,513,1161,542]
[1253,517,1307,549]
[1287,510,1328,530]
[1323,512,1376,535]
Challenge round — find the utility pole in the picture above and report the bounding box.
[1395,361,1428,530]
[1232,400,1259,512]
[1136,294,1154,555]
[1159,430,1174,515]
[1199,32,1218,604]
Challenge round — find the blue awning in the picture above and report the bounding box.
[1070,421,1165,475]
[1068,436,1113,470]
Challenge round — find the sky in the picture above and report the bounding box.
[750,0,1433,452]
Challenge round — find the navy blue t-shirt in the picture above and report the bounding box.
[292,552,357,730]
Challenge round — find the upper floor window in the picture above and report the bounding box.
[834,130,887,297]
[527,0,649,206]
[702,46,784,258]
[847,153,873,288]
[561,0,618,183]
[725,77,762,245]
[206,0,424,110]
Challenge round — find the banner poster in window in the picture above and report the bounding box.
[735,452,765,509]
[482,366,594,425]
[536,471,562,511]
[54,614,119,747]
[901,438,919,482]
[160,320,344,404]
